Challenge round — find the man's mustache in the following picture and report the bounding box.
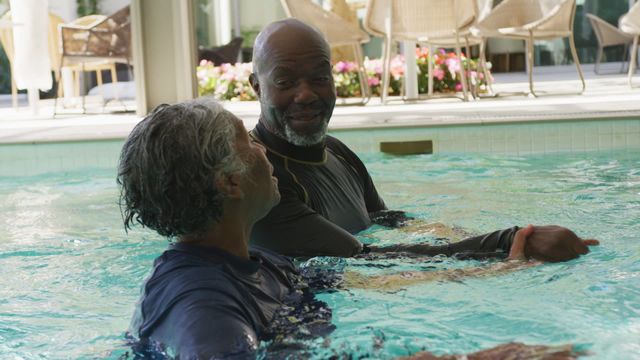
[284,103,326,118]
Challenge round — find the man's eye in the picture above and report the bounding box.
[315,76,331,82]
[275,79,293,87]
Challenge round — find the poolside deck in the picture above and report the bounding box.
[0,62,638,145]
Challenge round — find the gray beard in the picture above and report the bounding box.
[280,121,328,147]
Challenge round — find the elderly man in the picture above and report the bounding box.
[248,19,597,260]
[120,98,581,359]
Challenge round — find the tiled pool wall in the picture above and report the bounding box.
[1,119,639,177]
[0,140,124,177]
[330,119,640,155]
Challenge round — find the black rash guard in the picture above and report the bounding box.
[250,122,385,257]
[249,121,518,258]
[129,244,333,359]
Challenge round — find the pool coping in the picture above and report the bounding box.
[1,63,639,145]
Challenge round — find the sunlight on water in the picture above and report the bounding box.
[0,148,639,359]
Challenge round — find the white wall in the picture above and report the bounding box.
[47,0,130,22]
[100,0,130,16]
[48,0,75,21]
[238,0,285,31]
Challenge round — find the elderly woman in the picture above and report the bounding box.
[119,98,299,358]
[119,98,581,359]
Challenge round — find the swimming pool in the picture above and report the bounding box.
[0,128,639,359]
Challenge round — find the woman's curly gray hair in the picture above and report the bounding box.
[117,97,247,238]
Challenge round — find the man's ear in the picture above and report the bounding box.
[216,173,244,200]
[249,73,261,97]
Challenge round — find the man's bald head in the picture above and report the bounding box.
[252,19,330,76]
[249,19,336,147]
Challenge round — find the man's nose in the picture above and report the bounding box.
[294,80,319,104]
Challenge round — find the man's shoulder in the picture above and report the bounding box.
[325,135,352,153]
[325,135,365,165]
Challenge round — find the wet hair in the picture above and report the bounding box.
[117,97,247,238]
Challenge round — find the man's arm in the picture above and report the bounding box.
[364,224,599,262]
[365,226,519,257]
[399,342,583,360]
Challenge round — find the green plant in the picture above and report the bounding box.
[76,0,99,17]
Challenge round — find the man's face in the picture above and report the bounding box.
[251,32,336,146]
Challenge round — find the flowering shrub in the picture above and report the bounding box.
[197,60,256,101]
[415,47,492,94]
[196,48,492,100]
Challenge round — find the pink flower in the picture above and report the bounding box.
[334,61,348,73]
[446,58,461,77]
[455,83,463,91]
[390,55,405,79]
[433,67,445,81]
[368,77,380,86]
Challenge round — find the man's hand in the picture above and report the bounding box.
[508,224,600,262]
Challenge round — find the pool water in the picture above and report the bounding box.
[0,146,639,359]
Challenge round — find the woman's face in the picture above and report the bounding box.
[231,116,280,219]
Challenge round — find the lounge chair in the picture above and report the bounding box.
[198,37,243,66]
[56,6,132,113]
[472,0,585,97]
[363,0,478,103]
[586,13,634,74]
[619,1,640,88]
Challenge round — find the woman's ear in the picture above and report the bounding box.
[216,173,244,200]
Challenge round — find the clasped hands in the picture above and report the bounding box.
[507,224,600,262]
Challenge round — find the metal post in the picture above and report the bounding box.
[402,41,418,100]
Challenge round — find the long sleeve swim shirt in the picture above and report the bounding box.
[129,244,331,359]
[249,122,517,258]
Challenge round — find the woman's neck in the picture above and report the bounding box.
[179,218,252,259]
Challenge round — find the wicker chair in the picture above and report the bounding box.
[586,13,634,74]
[364,0,477,103]
[198,37,243,66]
[280,0,371,105]
[0,11,64,108]
[420,0,495,98]
[471,0,585,97]
[620,1,640,88]
[56,6,131,112]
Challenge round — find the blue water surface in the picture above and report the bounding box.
[0,148,638,359]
